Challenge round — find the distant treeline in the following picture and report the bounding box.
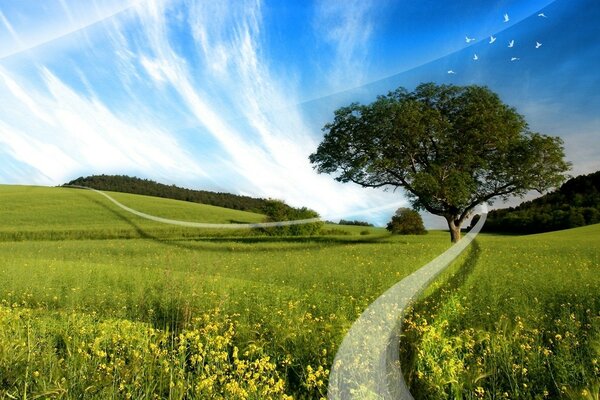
[483,170,600,234]
[64,175,288,214]
[338,219,374,227]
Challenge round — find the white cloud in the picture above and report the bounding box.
[124,0,403,221]
[140,56,169,83]
[0,10,21,44]
[0,0,140,60]
[0,0,405,226]
[0,69,55,124]
[0,121,77,183]
[313,0,376,90]
[0,66,205,185]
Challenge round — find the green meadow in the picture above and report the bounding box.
[0,185,448,399]
[401,224,600,399]
[0,185,598,399]
[0,185,266,241]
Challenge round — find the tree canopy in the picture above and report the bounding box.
[387,208,427,235]
[309,83,570,242]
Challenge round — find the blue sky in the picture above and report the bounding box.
[0,0,598,227]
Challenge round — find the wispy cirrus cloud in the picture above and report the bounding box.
[117,0,401,218]
[0,10,20,45]
[0,0,140,60]
[0,65,205,185]
[313,0,377,90]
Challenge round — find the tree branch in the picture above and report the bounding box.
[347,177,398,189]
[458,183,518,223]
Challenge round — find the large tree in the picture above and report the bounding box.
[309,83,570,242]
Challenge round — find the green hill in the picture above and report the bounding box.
[0,185,382,240]
[64,174,282,213]
[483,170,600,233]
[0,185,266,241]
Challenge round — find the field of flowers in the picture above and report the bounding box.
[3,185,597,399]
[0,185,450,399]
[400,224,600,399]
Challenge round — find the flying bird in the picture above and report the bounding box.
[536,41,542,48]
[538,13,547,18]
[511,57,520,61]
[489,35,497,44]
[504,13,510,23]
[447,70,456,74]
[473,53,479,61]
[465,36,475,43]
[508,40,515,48]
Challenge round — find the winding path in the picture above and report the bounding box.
[327,204,488,400]
[68,185,487,398]
[66,185,321,228]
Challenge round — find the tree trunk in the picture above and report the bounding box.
[446,217,462,243]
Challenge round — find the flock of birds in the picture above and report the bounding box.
[447,11,548,74]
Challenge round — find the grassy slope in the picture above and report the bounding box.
[0,184,447,399]
[0,185,267,240]
[0,185,386,239]
[401,224,600,399]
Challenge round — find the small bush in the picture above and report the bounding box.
[386,208,427,235]
[319,228,350,236]
[260,199,323,236]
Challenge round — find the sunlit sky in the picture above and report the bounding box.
[1,0,599,227]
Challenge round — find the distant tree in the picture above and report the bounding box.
[260,199,323,236]
[583,207,599,224]
[310,83,570,242]
[567,209,586,228]
[386,208,427,235]
[338,219,374,227]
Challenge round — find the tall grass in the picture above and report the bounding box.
[400,224,600,399]
[0,185,449,398]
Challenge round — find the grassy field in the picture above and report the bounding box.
[2,184,598,399]
[0,185,449,399]
[0,185,268,241]
[400,224,600,399]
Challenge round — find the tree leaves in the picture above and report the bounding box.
[310,82,570,240]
